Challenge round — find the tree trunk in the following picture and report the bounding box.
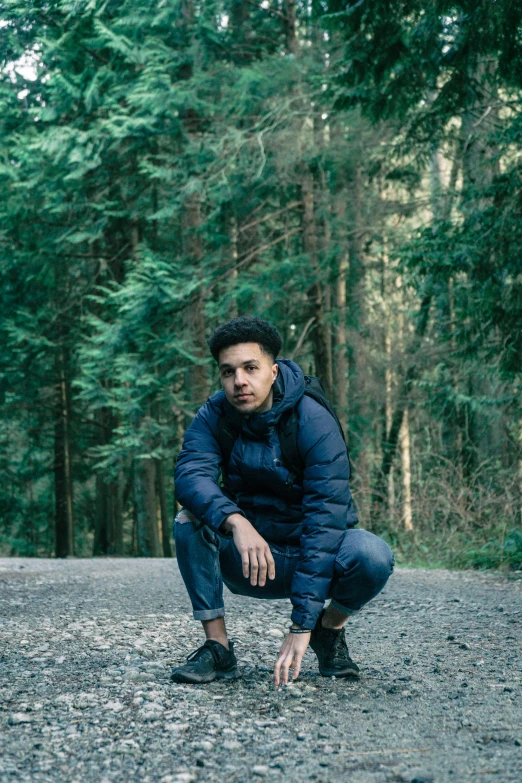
[372,291,432,514]
[378,238,397,518]
[301,167,333,398]
[334,250,349,432]
[400,407,413,531]
[370,133,463,518]
[133,457,162,557]
[457,60,499,481]
[344,164,371,521]
[231,0,258,63]
[317,160,334,395]
[183,193,209,404]
[54,344,74,558]
[180,0,194,26]
[112,472,124,554]
[346,165,366,446]
[283,0,298,55]
[28,460,35,551]
[430,142,463,466]
[156,459,173,557]
[131,492,137,556]
[282,0,332,395]
[461,59,500,211]
[93,407,123,556]
[94,472,108,556]
[175,0,208,405]
[332,186,350,432]
[228,206,239,319]
[384,316,395,520]
[94,473,123,556]
[518,423,522,529]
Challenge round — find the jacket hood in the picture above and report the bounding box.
[221,358,305,440]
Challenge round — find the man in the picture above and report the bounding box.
[172,317,393,686]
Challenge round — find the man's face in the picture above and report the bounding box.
[218,342,278,414]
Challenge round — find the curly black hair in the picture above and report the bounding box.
[208,317,282,362]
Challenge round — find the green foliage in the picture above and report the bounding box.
[77,250,203,471]
[387,527,522,573]
[326,1,522,131]
[453,528,522,571]
[329,0,522,378]
[0,0,520,565]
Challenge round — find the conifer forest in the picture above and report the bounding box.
[1,0,521,569]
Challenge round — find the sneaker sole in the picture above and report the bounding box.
[170,667,240,684]
[318,665,360,678]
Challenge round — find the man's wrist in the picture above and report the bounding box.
[223,513,249,532]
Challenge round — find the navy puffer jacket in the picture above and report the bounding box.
[174,359,358,629]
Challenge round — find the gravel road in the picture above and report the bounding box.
[0,558,521,783]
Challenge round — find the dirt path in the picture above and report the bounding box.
[0,559,520,783]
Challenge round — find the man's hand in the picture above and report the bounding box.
[274,628,311,686]
[222,514,275,586]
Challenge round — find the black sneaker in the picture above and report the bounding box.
[170,640,239,684]
[310,610,360,678]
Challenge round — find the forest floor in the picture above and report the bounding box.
[0,559,521,783]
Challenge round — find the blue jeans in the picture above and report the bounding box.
[174,511,394,622]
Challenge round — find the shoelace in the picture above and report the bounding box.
[186,640,230,666]
[327,630,351,663]
[186,641,218,664]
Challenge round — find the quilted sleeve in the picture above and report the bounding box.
[289,400,355,629]
[174,398,243,531]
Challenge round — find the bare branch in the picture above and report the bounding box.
[290,317,316,361]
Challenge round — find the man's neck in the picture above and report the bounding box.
[246,388,273,415]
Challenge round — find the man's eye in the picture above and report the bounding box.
[247,366,257,371]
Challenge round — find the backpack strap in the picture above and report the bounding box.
[215,416,240,484]
[215,376,347,488]
[302,376,346,443]
[277,377,347,486]
[277,407,303,486]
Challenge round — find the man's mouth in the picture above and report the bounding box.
[234,393,253,402]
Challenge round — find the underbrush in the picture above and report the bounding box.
[358,457,522,574]
[379,525,522,573]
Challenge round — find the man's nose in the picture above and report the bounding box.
[234,370,247,387]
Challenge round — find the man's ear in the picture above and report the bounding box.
[272,363,278,382]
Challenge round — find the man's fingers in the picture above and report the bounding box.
[274,656,282,686]
[232,524,273,585]
[275,650,293,687]
[281,656,293,686]
[257,547,275,586]
[249,549,259,585]
[274,651,287,686]
[274,647,290,686]
[241,550,250,579]
[274,648,307,685]
[266,549,276,580]
[292,655,302,682]
[257,549,268,586]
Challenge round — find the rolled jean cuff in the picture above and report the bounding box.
[193,607,225,621]
[330,599,359,616]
